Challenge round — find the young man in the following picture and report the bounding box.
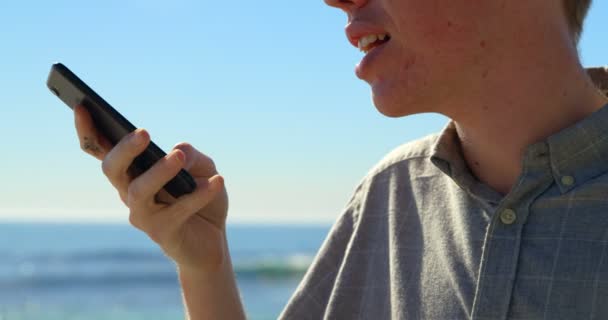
[74,0,608,318]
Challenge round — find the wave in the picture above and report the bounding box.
[6,249,170,263]
[0,250,314,288]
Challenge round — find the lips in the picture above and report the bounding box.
[346,21,392,79]
[345,22,391,51]
[354,39,391,79]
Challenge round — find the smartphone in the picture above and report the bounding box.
[46,63,197,198]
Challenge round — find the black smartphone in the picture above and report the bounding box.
[46,63,197,198]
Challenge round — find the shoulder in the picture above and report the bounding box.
[333,131,443,224]
[343,132,441,209]
[365,132,441,180]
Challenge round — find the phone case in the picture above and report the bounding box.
[46,63,197,198]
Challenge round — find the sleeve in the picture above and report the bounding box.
[278,183,364,320]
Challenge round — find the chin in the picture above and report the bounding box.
[371,88,421,118]
[375,105,407,118]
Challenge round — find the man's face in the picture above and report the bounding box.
[325,0,502,118]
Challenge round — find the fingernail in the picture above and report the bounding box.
[213,175,224,189]
[174,150,186,164]
[132,129,147,145]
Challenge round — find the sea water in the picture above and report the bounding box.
[0,223,330,320]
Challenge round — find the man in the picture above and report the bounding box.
[74,0,608,318]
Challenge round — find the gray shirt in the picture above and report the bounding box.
[280,68,608,319]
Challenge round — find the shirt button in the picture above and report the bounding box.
[500,209,517,225]
[561,175,575,186]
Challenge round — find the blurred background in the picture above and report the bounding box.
[0,1,606,319]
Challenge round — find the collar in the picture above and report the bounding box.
[430,66,608,198]
[430,121,505,205]
[548,102,608,193]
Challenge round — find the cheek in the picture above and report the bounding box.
[369,1,490,116]
[396,0,485,54]
[391,1,489,97]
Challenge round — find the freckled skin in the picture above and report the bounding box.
[327,0,608,195]
[83,136,103,156]
[350,0,504,118]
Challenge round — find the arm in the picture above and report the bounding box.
[73,105,245,319]
[178,236,245,320]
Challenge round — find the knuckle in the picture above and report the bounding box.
[201,153,215,166]
[128,211,142,229]
[199,153,217,171]
[174,142,194,152]
[208,157,217,170]
[127,182,144,205]
[101,158,113,178]
[119,191,128,206]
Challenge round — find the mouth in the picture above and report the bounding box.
[345,23,393,79]
[357,33,391,54]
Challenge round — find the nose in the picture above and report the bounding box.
[324,0,367,13]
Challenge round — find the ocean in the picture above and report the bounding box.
[0,223,330,320]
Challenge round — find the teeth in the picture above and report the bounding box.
[364,35,377,48]
[358,34,389,53]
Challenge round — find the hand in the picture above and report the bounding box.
[74,105,230,271]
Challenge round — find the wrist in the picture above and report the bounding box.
[177,236,233,277]
[177,253,245,320]
[177,262,227,280]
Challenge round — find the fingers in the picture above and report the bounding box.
[101,128,151,195]
[164,175,224,226]
[128,144,218,207]
[126,149,186,209]
[74,105,113,160]
[173,142,218,177]
[129,175,225,242]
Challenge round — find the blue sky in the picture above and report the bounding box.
[0,1,606,224]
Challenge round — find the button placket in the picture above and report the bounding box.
[472,142,555,319]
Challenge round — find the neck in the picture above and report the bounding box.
[445,35,607,195]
